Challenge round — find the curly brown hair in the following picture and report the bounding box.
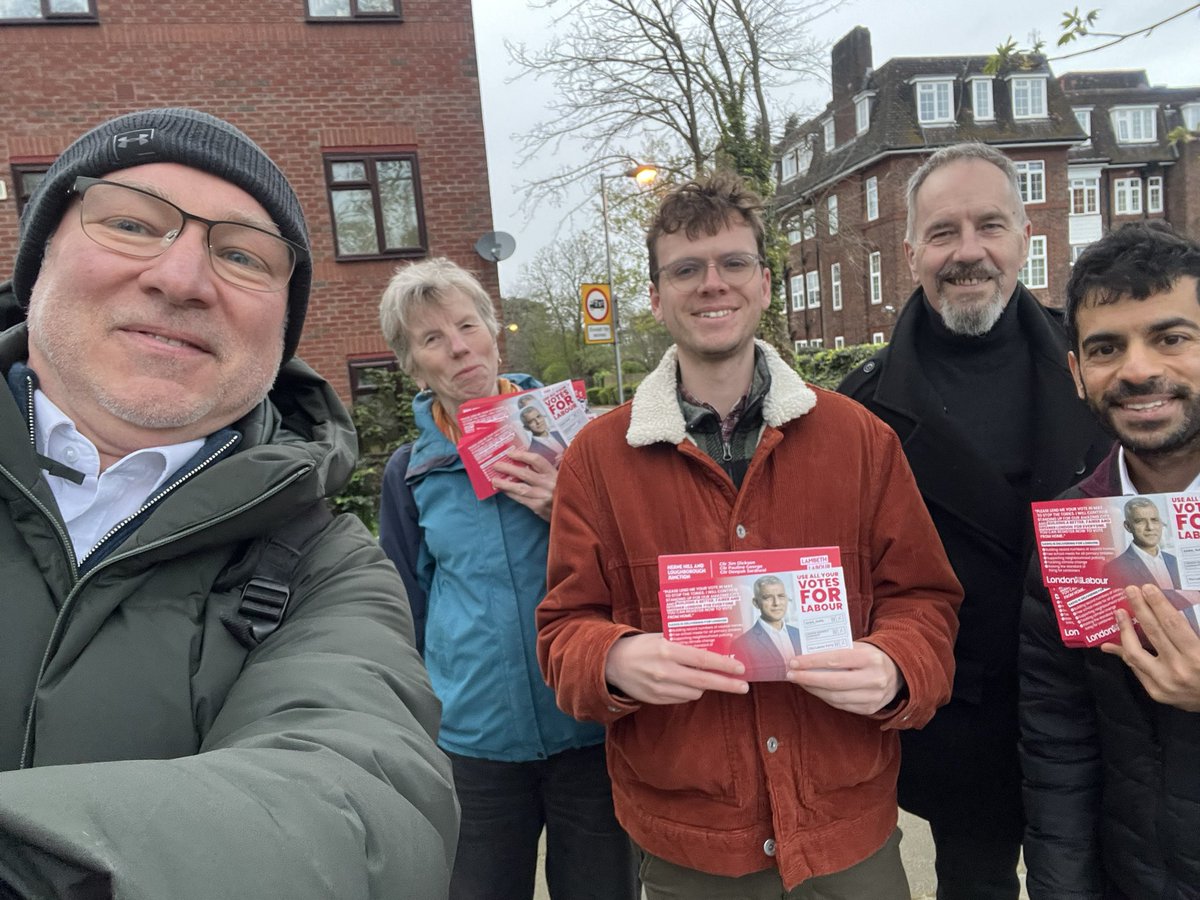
[646,170,767,284]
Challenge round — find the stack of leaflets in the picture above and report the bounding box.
[1032,492,1200,646]
[456,379,589,499]
[657,547,853,681]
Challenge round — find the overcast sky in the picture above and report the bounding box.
[468,0,1200,293]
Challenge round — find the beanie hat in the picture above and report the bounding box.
[13,107,311,363]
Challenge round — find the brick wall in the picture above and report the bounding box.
[0,0,496,403]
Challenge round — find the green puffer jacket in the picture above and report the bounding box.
[0,324,457,900]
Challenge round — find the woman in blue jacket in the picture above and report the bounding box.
[377,258,636,900]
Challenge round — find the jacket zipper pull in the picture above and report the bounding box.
[722,440,733,462]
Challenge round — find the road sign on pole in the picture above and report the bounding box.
[582,283,614,344]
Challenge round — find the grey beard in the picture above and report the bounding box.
[938,294,1005,336]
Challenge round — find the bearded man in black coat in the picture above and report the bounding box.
[840,143,1110,899]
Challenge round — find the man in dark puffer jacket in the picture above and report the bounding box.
[1021,222,1200,899]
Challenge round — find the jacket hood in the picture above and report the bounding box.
[626,340,817,447]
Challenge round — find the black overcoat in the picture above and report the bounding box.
[839,285,1111,826]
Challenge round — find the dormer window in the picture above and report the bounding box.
[854,92,874,135]
[970,77,994,122]
[796,136,814,175]
[1009,75,1048,119]
[914,78,954,125]
[1111,106,1158,143]
[1073,107,1093,147]
[1184,103,1200,132]
[781,150,798,182]
[822,117,836,152]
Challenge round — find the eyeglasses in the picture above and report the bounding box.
[653,252,764,291]
[71,175,308,293]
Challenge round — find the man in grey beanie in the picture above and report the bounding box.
[0,108,457,900]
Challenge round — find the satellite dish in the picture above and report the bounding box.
[475,231,516,262]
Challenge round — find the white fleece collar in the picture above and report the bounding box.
[626,340,818,447]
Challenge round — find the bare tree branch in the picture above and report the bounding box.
[507,0,845,210]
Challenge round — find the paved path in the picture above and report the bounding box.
[533,810,1028,899]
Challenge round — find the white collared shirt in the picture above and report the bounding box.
[760,619,795,662]
[1117,446,1200,496]
[1129,541,1175,590]
[34,390,204,560]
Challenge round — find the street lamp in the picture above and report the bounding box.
[600,163,658,403]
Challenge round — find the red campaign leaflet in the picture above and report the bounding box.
[657,547,853,681]
[456,380,589,500]
[1032,493,1200,647]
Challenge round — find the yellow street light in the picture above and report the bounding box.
[601,161,659,403]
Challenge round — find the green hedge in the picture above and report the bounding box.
[332,367,421,534]
[791,343,883,390]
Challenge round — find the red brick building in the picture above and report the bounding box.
[774,27,1083,350]
[1059,71,1200,257]
[0,0,496,402]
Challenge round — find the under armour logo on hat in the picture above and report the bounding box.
[112,128,157,162]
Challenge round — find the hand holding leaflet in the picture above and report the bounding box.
[788,642,904,715]
[1101,583,1200,711]
[491,447,558,522]
[604,633,748,704]
[1032,492,1200,646]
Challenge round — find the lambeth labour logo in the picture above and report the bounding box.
[112,128,157,162]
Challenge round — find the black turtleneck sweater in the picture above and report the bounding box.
[916,292,1035,498]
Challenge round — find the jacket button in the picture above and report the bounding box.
[763,838,777,857]
[1075,462,1086,475]
[736,524,747,539]
[863,360,876,374]
[766,737,779,753]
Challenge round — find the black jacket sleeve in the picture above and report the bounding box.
[378,443,428,654]
[1019,560,1108,900]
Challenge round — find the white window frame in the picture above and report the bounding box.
[822,116,836,152]
[806,271,821,309]
[869,252,882,304]
[826,195,839,235]
[1114,177,1143,215]
[865,176,879,221]
[1073,107,1093,147]
[914,78,954,125]
[834,336,845,349]
[794,340,809,351]
[1147,176,1163,213]
[1015,160,1045,204]
[1070,175,1099,215]
[787,227,802,245]
[831,262,842,310]
[1184,103,1200,133]
[854,93,873,135]
[1111,107,1157,144]
[1019,235,1048,289]
[809,338,823,349]
[1009,76,1048,120]
[790,274,804,312]
[872,332,886,345]
[971,77,994,121]
[802,208,816,240]
[781,150,798,182]
[796,137,814,175]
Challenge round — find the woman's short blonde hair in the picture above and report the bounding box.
[379,257,500,374]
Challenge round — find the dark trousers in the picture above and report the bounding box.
[639,829,908,900]
[447,743,638,900]
[898,696,1025,900]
